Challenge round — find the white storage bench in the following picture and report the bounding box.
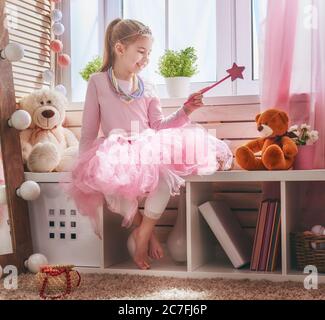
[24,96,325,282]
[25,169,325,283]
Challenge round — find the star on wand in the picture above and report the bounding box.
[184,63,245,106]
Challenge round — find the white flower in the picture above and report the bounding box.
[301,124,311,131]
[309,130,319,143]
[296,129,302,138]
[289,125,299,132]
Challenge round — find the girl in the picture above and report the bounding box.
[66,18,233,270]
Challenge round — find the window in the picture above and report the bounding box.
[252,0,268,80]
[62,0,265,103]
[122,0,216,85]
[122,0,166,85]
[69,0,102,102]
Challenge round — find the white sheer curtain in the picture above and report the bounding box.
[260,0,325,230]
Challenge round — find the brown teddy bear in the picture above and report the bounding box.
[235,108,298,170]
[19,89,79,172]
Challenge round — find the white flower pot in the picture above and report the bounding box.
[165,77,190,98]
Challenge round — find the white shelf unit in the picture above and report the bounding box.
[24,170,325,282]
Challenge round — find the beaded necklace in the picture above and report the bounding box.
[108,67,144,104]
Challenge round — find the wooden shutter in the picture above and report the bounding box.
[4,0,53,101]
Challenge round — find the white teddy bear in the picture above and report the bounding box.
[19,89,79,172]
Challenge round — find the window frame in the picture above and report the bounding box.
[58,0,260,107]
[235,0,260,95]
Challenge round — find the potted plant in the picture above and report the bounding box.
[158,47,198,98]
[288,124,319,170]
[79,56,102,81]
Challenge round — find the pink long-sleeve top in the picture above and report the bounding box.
[79,72,191,154]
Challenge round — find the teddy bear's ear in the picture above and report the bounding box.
[278,111,289,125]
[255,113,261,122]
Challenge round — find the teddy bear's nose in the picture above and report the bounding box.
[257,125,264,132]
[42,110,55,118]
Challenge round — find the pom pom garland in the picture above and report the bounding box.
[52,23,65,36]
[51,9,63,23]
[58,54,71,67]
[50,40,63,53]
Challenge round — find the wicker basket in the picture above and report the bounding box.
[291,232,325,273]
[35,265,81,300]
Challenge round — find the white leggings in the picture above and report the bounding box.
[109,174,171,221]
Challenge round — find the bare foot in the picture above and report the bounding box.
[149,231,164,260]
[132,228,151,270]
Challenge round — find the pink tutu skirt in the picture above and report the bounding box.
[63,123,233,234]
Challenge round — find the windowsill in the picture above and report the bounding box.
[68,95,260,110]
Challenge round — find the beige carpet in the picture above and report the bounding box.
[0,273,325,300]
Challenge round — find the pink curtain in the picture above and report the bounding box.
[260,0,325,229]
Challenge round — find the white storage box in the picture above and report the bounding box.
[24,172,101,267]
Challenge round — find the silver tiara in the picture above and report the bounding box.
[138,26,152,35]
[117,26,152,42]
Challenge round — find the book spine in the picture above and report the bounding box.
[258,200,276,271]
[270,205,282,272]
[250,200,269,271]
[266,200,280,271]
[250,201,263,271]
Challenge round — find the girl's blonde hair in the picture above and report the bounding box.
[100,18,152,72]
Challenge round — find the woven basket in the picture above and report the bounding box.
[291,232,325,273]
[35,265,81,299]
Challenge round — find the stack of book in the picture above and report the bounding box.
[198,200,252,269]
[250,199,281,272]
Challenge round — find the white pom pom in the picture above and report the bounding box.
[1,43,24,62]
[16,181,41,201]
[8,110,32,130]
[311,225,325,250]
[51,9,62,22]
[42,70,54,83]
[311,225,325,235]
[55,84,67,96]
[52,23,65,36]
[24,254,48,273]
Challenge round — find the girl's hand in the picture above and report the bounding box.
[183,91,204,115]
